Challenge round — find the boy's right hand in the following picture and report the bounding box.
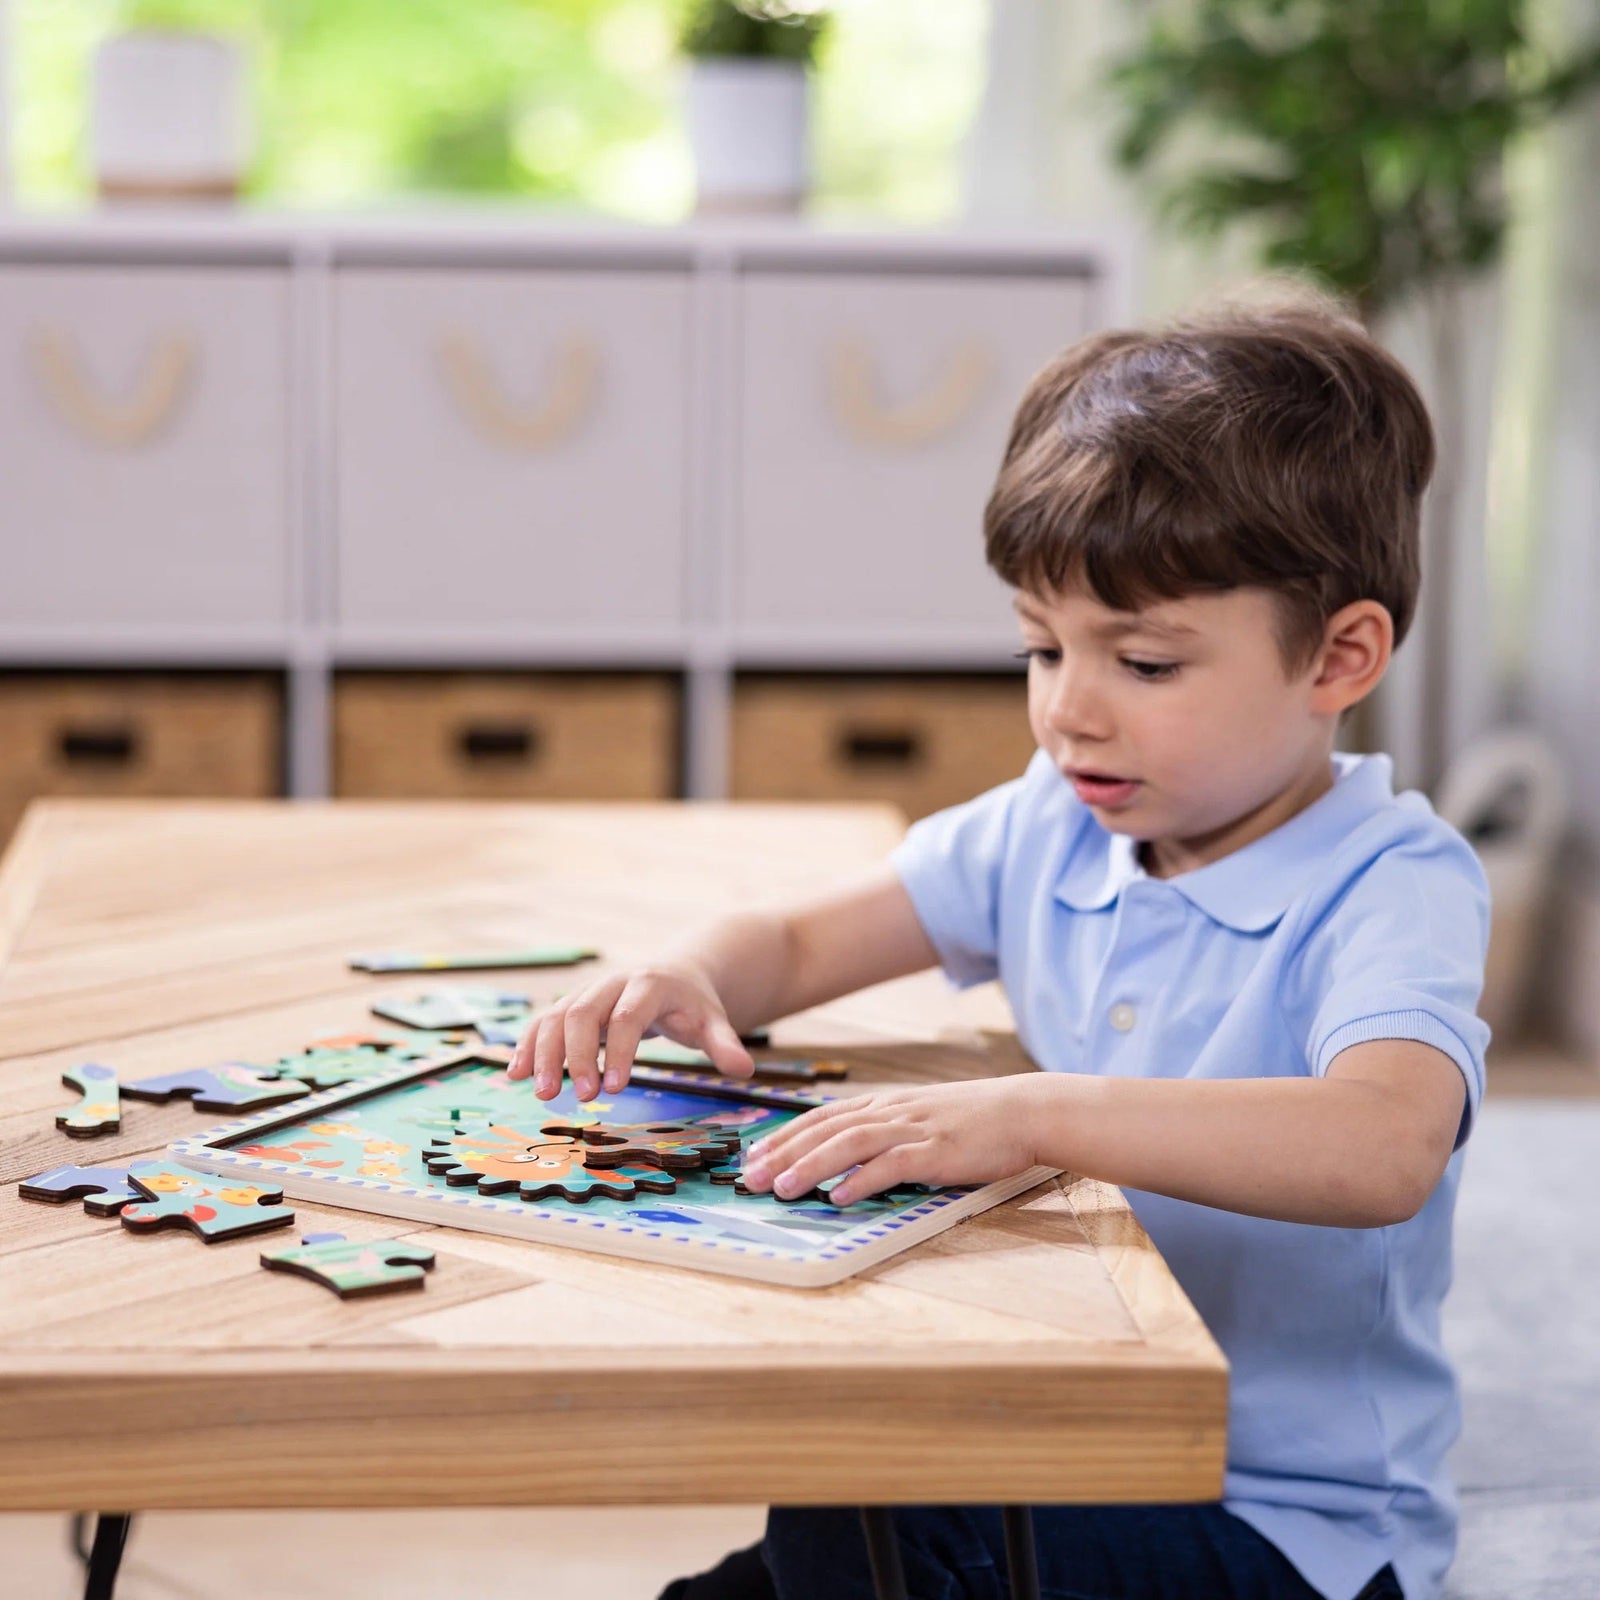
[504,961,756,1101]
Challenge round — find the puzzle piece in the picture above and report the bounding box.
[56,1062,122,1138]
[270,1035,442,1089]
[119,1162,295,1242]
[18,1162,138,1216]
[423,1124,678,1203]
[540,1119,742,1173]
[350,947,597,973]
[623,1040,846,1083]
[123,1063,313,1112]
[260,1233,436,1298]
[370,988,530,1033]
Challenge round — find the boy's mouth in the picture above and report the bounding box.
[1065,769,1142,808]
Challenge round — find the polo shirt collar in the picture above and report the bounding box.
[1054,754,1395,932]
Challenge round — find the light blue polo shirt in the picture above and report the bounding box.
[891,749,1490,1600]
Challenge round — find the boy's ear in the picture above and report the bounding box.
[1309,600,1392,714]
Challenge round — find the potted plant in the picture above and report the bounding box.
[680,0,829,213]
[1106,0,1600,784]
[91,0,255,201]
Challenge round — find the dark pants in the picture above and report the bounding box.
[757,1504,1405,1600]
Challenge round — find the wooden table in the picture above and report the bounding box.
[0,800,1227,1599]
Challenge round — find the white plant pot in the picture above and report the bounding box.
[685,58,809,214]
[91,29,252,202]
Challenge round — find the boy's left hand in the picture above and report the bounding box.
[738,1076,1045,1207]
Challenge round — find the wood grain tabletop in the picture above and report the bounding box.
[0,799,1226,1511]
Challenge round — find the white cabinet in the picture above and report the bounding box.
[0,218,1122,796]
[733,270,1094,648]
[334,267,692,640]
[0,264,290,634]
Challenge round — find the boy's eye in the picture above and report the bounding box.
[1011,647,1059,665]
[1121,657,1180,681]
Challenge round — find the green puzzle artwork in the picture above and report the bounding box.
[167,1054,1056,1287]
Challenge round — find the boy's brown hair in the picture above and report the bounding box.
[983,290,1435,668]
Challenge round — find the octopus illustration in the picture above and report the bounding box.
[423,1122,678,1203]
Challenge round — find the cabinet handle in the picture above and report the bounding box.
[838,726,925,768]
[826,337,994,449]
[57,725,140,765]
[457,721,544,763]
[436,332,600,452]
[29,329,195,449]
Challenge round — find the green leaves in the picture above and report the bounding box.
[680,0,828,63]
[1108,0,1600,314]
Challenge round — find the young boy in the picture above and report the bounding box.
[507,295,1488,1600]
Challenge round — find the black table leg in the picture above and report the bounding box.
[859,1506,908,1600]
[83,1512,132,1600]
[1002,1505,1041,1600]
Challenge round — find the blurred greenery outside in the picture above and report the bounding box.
[12,0,988,222]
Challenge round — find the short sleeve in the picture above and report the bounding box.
[889,760,1037,990]
[1299,823,1491,1147]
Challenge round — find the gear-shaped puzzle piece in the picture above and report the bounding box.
[260,1232,436,1298]
[422,1123,678,1203]
[119,1162,296,1242]
[538,1119,742,1172]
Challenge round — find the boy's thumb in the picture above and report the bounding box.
[705,1018,755,1079]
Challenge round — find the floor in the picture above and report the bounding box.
[5,1040,1595,1600]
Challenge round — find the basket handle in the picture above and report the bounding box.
[29,328,195,449]
[436,332,600,452]
[826,337,993,449]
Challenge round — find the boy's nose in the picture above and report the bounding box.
[1042,669,1109,740]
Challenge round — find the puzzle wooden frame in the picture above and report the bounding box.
[168,1053,1057,1286]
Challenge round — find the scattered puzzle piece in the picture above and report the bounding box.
[423,1124,678,1203]
[119,1162,295,1242]
[123,1063,313,1112]
[260,1233,436,1298]
[350,948,597,973]
[56,1062,122,1138]
[540,1119,742,1173]
[18,1162,138,1216]
[622,1040,846,1083]
[270,1035,442,1089]
[370,988,530,1033]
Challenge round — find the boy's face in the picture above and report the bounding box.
[1014,582,1336,872]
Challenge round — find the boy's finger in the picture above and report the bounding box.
[702,1017,755,1080]
[564,1002,604,1101]
[826,1142,933,1206]
[600,982,656,1093]
[747,1121,895,1198]
[531,1011,567,1099]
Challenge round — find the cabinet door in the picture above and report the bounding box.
[730,674,1035,820]
[333,672,680,800]
[0,673,282,842]
[735,271,1094,647]
[0,266,291,632]
[335,268,691,636]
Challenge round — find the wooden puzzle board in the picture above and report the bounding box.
[171,1056,1058,1285]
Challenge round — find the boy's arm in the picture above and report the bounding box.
[670,866,941,1036]
[743,1037,1466,1227]
[1022,1039,1466,1226]
[509,867,940,1098]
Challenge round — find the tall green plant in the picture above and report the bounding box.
[1108,0,1600,318]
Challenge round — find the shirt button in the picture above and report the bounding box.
[1109,1002,1137,1033]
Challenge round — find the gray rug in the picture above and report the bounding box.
[1443,1101,1600,1598]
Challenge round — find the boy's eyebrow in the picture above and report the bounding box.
[1011,596,1199,641]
